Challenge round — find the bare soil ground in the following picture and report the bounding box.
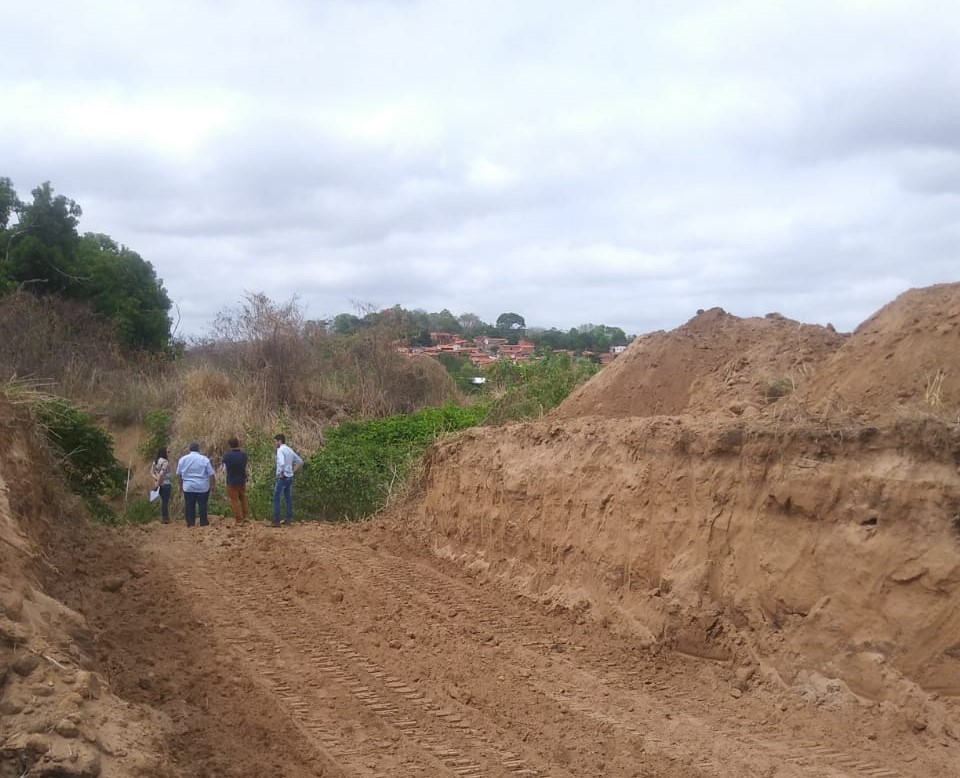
[24,519,960,777]
[3,282,960,777]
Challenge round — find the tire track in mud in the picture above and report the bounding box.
[169,543,562,778]
[315,541,910,778]
[170,568,383,777]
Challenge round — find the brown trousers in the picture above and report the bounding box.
[227,484,250,521]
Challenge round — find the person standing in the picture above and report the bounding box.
[150,447,172,524]
[272,434,303,526]
[222,436,250,523]
[175,442,216,527]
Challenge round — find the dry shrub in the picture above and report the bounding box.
[184,365,234,403]
[101,363,180,425]
[0,291,180,423]
[390,354,458,412]
[0,290,124,394]
[173,294,459,464]
[326,330,457,416]
[206,292,311,408]
[171,366,267,453]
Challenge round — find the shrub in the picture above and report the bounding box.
[34,398,125,497]
[138,408,174,459]
[764,377,795,402]
[249,403,487,521]
[485,352,598,424]
[121,496,158,525]
[33,397,125,521]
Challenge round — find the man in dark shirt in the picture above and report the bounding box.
[221,436,250,523]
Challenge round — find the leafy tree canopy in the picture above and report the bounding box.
[496,312,526,332]
[0,177,21,230]
[0,179,172,351]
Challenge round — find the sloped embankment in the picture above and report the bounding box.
[0,399,170,778]
[407,283,960,729]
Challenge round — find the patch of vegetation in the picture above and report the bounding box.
[485,351,599,424]
[33,397,125,521]
[138,408,174,459]
[764,377,795,402]
[121,496,159,525]
[249,403,488,522]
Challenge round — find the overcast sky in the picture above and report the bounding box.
[3,0,959,338]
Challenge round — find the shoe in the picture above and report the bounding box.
[269,521,281,527]
[283,520,292,526]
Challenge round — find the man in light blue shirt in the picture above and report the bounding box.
[272,434,303,526]
[175,442,216,527]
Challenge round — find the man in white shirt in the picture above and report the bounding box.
[272,434,303,526]
[175,442,216,527]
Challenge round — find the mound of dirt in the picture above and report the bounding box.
[556,306,846,421]
[801,282,960,423]
[406,282,960,732]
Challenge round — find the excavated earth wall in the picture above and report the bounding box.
[410,283,960,718]
[413,414,960,712]
[0,400,170,778]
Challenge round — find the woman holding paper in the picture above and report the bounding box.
[150,447,172,524]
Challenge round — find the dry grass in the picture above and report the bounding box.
[0,291,182,424]
[925,368,946,407]
[170,366,270,453]
[0,376,57,406]
[2,291,461,472]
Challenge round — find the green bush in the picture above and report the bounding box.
[208,481,234,517]
[138,408,173,459]
[249,403,488,522]
[121,496,158,525]
[33,397,125,522]
[485,352,598,424]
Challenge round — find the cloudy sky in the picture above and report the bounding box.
[3,0,959,337]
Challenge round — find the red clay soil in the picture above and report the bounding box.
[2,282,960,777]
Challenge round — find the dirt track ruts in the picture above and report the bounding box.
[72,518,947,778]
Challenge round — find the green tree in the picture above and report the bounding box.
[427,308,461,334]
[5,182,83,295]
[496,312,526,333]
[77,233,172,350]
[1,180,172,351]
[332,312,365,335]
[0,177,21,230]
[458,312,483,333]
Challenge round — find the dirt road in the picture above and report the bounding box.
[54,519,954,778]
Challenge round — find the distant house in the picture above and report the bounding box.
[479,337,509,352]
[498,339,536,361]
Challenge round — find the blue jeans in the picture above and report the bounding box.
[159,483,172,522]
[273,476,293,523]
[184,490,210,527]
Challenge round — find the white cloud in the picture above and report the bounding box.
[2,0,959,338]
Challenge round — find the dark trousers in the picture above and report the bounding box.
[159,483,172,522]
[184,490,210,527]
